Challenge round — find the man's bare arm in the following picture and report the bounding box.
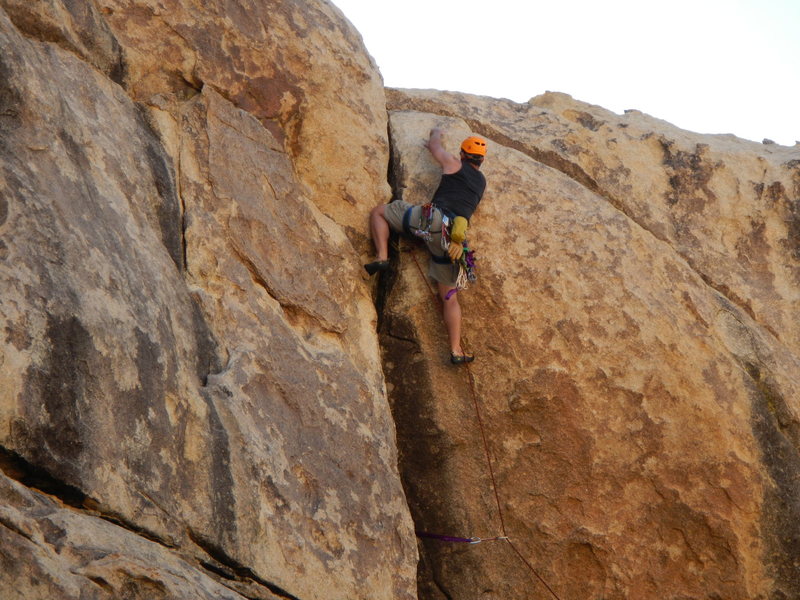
[424,127,462,174]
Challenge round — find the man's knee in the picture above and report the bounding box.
[438,286,458,303]
[370,204,386,220]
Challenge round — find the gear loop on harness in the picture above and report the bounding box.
[402,203,442,241]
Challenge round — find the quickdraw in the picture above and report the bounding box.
[440,212,451,250]
[416,531,509,544]
[445,242,477,301]
[459,243,477,285]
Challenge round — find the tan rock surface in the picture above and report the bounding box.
[174,85,416,599]
[2,0,124,80]
[0,9,211,540]
[97,0,392,239]
[1,3,415,599]
[0,469,255,600]
[3,0,800,598]
[386,89,800,355]
[381,98,800,599]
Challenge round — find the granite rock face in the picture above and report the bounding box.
[0,2,415,599]
[382,91,800,599]
[2,0,124,80]
[386,89,800,354]
[96,0,392,237]
[0,469,250,600]
[2,0,800,598]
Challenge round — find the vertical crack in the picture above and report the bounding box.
[744,363,800,599]
[369,121,404,329]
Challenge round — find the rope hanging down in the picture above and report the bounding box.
[407,245,563,600]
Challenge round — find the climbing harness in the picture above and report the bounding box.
[402,204,479,301]
[408,247,563,600]
[402,203,440,242]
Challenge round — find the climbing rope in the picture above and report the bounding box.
[406,242,563,600]
[464,364,563,600]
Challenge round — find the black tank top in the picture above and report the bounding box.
[431,160,486,220]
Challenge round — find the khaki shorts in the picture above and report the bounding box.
[384,200,460,287]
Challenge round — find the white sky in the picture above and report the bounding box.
[332,0,800,146]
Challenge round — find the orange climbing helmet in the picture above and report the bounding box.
[461,136,487,156]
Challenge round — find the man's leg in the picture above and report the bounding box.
[369,204,390,261]
[364,204,392,275]
[437,282,469,358]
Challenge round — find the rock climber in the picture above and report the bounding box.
[365,127,487,364]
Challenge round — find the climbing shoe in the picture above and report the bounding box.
[450,352,475,365]
[364,260,390,275]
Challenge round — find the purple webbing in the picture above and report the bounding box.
[416,531,475,544]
